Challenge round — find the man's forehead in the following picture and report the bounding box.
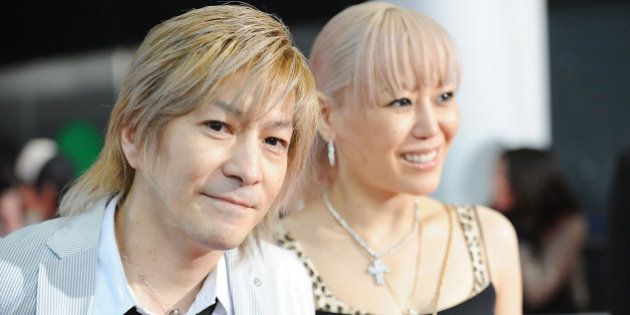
[222,84,294,110]
[247,98,295,128]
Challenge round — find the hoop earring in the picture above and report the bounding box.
[327,140,336,167]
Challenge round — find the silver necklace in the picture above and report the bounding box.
[322,191,420,286]
[121,253,182,315]
[116,225,181,315]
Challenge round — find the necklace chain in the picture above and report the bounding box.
[386,205,453,315]
[431,205,454,315]
[383,220,423,315]
[121,253,181,314]
[116,223,181,315]
[323,191,453,315]
[323,191,420,260]
[323,191,420,287]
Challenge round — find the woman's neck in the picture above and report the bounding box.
[325,178,419,246]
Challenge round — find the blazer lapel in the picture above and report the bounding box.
[37,198,108,315]
[37,249,98,315]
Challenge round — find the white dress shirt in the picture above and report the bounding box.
[92,196,231,315]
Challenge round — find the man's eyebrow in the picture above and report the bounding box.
[264,120,293,130]
[214,101,243,117]
[214,101,293,130]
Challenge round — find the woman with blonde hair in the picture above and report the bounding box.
[0,4,318,314]
[278,2,522,314]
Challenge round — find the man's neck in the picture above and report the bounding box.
[115,192,223,313]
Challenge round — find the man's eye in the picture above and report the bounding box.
[264,137,288,149]
[437,92,454,103]
[387,98,412,107]
[204,121,231,133]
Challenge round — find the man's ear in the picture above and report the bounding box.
[317,92,336,141]
[120,127,140,170]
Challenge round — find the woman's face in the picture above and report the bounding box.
[328,82,460,196]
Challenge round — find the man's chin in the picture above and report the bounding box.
[196,232,249,252]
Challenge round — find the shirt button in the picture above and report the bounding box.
[253,278,262,287]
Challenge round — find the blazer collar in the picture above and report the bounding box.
[45,197,109,259]
[38,197,111,315]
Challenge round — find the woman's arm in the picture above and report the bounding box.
[519,213,586,308]
[478,206,523,315]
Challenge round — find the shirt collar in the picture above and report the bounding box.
[97,195,135,313]
[188,254,231,315]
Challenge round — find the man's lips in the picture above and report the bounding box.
[202,193,257,209]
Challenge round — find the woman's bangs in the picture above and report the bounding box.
[356,10,460,107]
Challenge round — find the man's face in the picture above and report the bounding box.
[131,84,295,251]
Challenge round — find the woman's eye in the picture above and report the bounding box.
[436,91,454,103]
[264,137,289,149]
[387,98,412,107]
[204,121,231,133]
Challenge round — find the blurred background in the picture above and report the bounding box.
[0,0,629,313]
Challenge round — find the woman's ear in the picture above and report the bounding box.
[317,92,336,141]
[120,127,140,170]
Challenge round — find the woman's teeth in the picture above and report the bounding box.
[402,150,438,164]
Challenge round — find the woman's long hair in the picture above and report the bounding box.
[502,148,579,251]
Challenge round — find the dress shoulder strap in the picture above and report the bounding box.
[453,205,492,296]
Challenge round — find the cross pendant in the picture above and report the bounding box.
[367,258,389,286]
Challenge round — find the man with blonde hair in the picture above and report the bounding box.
[0,4,318,314]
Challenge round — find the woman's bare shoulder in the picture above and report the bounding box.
[474,206,520,275]
[476,206,523,313]
[475,205,518,243]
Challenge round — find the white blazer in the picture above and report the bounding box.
[0,198,314,315]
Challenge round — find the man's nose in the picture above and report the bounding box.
[222,136,263,186]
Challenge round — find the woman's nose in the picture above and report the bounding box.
[411,99,439,139]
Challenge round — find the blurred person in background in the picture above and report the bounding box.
[14,138,76,224]
[492,147,589,313]
[0,138,23,237]
[14,138,58,224]
[607,146,630,315]
[32,154,76,218]
[277,3,522,315]
[0,4,318,314]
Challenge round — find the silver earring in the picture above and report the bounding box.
[327,140,336,167]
